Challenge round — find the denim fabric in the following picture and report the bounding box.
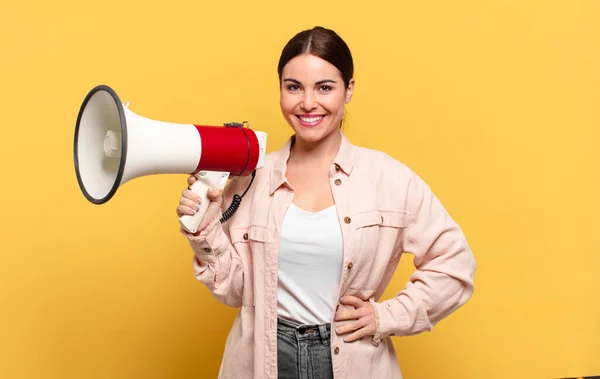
[277,317,334,379]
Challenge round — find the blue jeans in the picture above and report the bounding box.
[277,317,334,379]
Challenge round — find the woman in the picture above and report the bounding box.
[176,26,476,379]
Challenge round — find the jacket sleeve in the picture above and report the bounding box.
[370,171,476,345]
[181,179,246,308]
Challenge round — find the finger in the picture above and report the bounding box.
[342,323,375,343]
[187,176,197,186]
[176,205,197,217]
[335,302,373,322]
[334,308,362,322]
[339,296,367,309]
[180,196,201,211]
[335,317,368,336]
[182,189,203,202]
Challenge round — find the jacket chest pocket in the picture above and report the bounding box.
[347,209,410,291]
[230,225,271,307]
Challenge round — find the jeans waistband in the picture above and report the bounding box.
[277,317,331,344]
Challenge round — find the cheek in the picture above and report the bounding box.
[323,95,346,116]
[279,94,295,114]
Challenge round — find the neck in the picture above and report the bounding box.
[288,130,342,167]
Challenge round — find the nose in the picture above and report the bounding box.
[301,91,317,111]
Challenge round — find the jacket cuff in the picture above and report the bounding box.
[369,298,410,346]
[369,298,383,346]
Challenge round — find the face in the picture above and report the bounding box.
[279,53,354,145]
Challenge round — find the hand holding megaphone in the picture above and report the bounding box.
[74,85,267,234]
[177,175,224,235]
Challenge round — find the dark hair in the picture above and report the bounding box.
[277,26,354,88]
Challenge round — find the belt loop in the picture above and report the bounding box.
[318,323,328,345]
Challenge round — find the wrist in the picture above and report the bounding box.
[368,298,383,346]
[180,227,201,237]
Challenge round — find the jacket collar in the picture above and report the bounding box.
[269,129,356,195]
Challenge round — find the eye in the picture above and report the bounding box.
[319,85,333,92]
[286,84,300,92]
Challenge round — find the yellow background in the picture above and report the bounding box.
[1,0,599,378]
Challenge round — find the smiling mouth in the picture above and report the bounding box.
[297,115,325,123]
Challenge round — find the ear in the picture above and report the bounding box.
[345,78,355,104]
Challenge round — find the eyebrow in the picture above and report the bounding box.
[283,78,337,85]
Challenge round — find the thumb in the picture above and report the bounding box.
[196,192,223,231]
[206,188,223,203]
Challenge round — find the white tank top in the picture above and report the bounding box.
[277,202,344,325]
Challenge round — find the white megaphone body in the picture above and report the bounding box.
[74,84,268,234]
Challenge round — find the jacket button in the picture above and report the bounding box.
[334,179,342,185]
[203,247,212,253]
[344,217,351,224]
[347,262,353,269]
[243,233,249,240]
[334,347,340,355]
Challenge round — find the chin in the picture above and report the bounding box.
[295,132,322,144]
[294,126,335,145]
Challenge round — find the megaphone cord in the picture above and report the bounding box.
[219,170,256,224]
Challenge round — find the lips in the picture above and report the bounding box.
[296,114,325,127]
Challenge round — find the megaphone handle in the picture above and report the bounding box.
[179,171,230,234]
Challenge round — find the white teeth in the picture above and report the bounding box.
[299,115,324,123]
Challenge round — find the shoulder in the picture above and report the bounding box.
[349,143,434,212]
[351,144,417,182]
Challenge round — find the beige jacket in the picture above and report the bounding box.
[184,130,476,378]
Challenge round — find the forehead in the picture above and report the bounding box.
[281,54,342,82]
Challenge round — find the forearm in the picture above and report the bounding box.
[371,248,475,344]
[371,173,476,345]
[183,214,244,308]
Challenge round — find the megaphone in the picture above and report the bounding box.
[74,84,267,234]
